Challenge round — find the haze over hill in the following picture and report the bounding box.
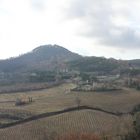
[1,0,140,60]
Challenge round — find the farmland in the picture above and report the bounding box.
[0,110,133,140]
[0,82,140,139]
[0,83,140,114]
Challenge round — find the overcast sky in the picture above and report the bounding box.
[0,0,140,60]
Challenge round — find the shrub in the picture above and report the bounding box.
[15,98,26,106]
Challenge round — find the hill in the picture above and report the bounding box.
[0,44,81,73]
[68,57,129,74]
[0,44,140,74]
[0,44,139,84]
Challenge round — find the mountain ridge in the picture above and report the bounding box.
[0,44,139,74]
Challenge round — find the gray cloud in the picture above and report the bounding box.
[66,0,140,49]
[30,0,47,11]
[102,27,140,48]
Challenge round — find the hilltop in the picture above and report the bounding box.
[0,44,81,72]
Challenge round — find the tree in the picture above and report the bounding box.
[75,97,81,108]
